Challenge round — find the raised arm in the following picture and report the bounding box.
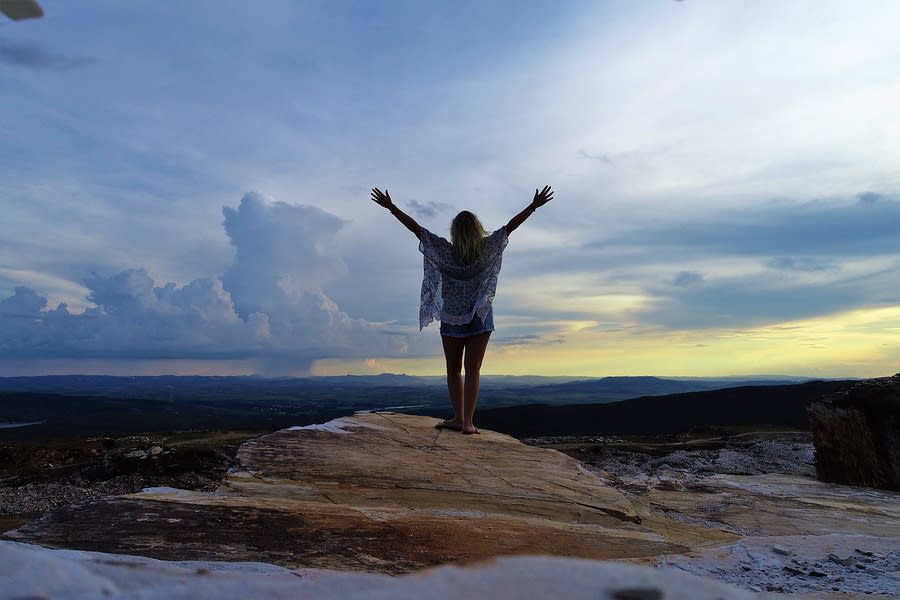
[505,185,553,234]
[371,188,422,239]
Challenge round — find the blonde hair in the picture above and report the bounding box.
[450,211,487,264]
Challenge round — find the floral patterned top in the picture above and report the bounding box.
[418,226,509,330]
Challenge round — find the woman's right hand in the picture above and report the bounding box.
[531,185,553,208]
[371,188,393,209]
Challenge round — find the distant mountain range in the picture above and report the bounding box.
[0,374,856,441]
[0,374,827,404]
[477,379,856,437]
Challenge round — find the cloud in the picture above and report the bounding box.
[858,191,882,205]
[0,38,93,70]
[672,271,703,286]
[559,194,900,331]
[636,275,877,331]
[493,334,565,347]
[2,3,900,377]
[491,334,542,346]
[577,149,612,164]
[766,257,835,272]
[601,195,900,258]
[405,199,452,219]
[0,193,408,374]
[0,286,46,318]
[222,192,348,318]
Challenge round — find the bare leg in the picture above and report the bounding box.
[461,331,491,434]
[439,335,465,430]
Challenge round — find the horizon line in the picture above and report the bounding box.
[0,372,860,381]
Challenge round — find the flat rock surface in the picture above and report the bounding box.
[5,413,725,572]
[5,412,899,597]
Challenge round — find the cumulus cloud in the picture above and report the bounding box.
[0,38,93,70]
[222,192,347,317]
[0,270,270,360]
[0,286,46,317]
[0,193,407,374]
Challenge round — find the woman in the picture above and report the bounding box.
[371,185,553,434]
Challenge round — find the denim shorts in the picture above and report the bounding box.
[440,306,495,338]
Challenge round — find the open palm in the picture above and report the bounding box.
[532,185,553,208]
[371,188,393,208]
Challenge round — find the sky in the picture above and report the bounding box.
[1,0,899,378]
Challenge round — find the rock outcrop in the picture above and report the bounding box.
[6,413,728,571]
[5,411,900,597]
[807,374,900,490]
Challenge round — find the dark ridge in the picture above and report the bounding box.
[0,392,344,442]
[1,379,857,442]
[476,380,856,438]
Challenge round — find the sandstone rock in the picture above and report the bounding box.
[807,374,900,490]
[5,412,899,597]
[5,413,731,572]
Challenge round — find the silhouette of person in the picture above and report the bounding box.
[372,185,554,434]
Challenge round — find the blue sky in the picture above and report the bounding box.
[1,1,899,377]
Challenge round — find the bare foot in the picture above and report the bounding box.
[462,426,480,435]
[435,419,462,431]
